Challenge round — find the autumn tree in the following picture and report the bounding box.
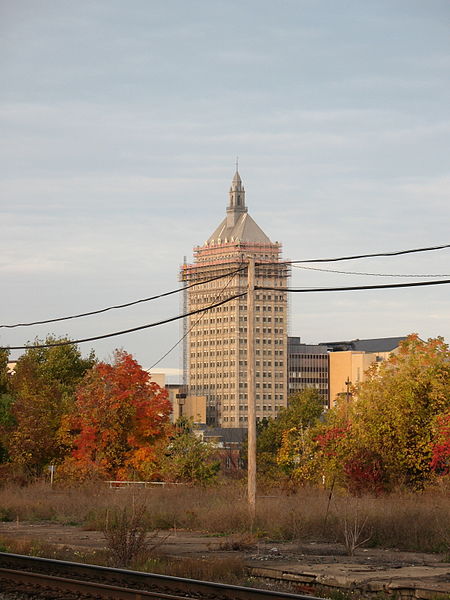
[305,335,450,493]
[347,335,450,490]
[59,350,171,482]
[2,338,95,475]
[276,336,450,493]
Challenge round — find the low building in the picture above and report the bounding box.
[169,385,207,424]
[321,337,407,405]
[148,371,207,424]
[287,337,329,407]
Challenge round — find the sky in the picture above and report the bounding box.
[1,0,449,373]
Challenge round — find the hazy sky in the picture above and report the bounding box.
[1,0,449,371]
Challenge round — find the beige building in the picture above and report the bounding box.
[324,337,406,405]
[182,170,289,427]
[168,386,207,424]
[148,371,206,424]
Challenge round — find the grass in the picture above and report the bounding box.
[0,534,248,586]
[0,480,449,553]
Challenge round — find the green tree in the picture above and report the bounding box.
[3,337,95,476]
[0,348,10,396]
[0,349,13,463]
[243,388,324,480]
[162,420,220,485]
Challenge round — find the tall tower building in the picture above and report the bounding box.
[182,170,289,428]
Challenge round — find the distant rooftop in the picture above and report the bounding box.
[288,337,328,354]
[199,426,247,444]
[320,337,407,353]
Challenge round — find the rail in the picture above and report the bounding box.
[0,552,326,600]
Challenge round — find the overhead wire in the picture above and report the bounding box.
[3,244,448,329]
[3,277,449,352]
[0,266,246,329]
[256,279,450,293]
[2,244,449,351]
[291,264,450,277]
[258,243,450,266]
[148,267,242,371]
[0,291,248,351]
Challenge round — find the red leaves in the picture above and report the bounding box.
[343,450,386,496]
[61,350,171,481]
[315,424,350,457]
[430,412,450,475]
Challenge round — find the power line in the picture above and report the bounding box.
[291,264,450,277]
[5,243,447,330]
[0,291,247,351]
[148,268,241,371]
[257,279,450,293]
[4,276,449,352]
[0,266,246,329]
[258,243,450,266]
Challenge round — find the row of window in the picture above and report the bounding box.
[189,392,284,402]
[289,368,328,375]
[191,360,283,377]
[190,349,284,358]
[190,338,285,347]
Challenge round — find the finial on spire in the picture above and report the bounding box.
[235,156,239,172]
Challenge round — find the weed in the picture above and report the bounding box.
[0,481,449,553]
[339,499,371,556]
[103,501,167,568]
[219,532,258,551]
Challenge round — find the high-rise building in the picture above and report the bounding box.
[181,170,289,427]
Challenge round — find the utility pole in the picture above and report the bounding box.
[247,256,256,519]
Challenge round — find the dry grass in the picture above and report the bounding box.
[0,480,449,553]
[0,535,248,586]
[142,555,248,584]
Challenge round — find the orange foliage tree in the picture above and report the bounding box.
[59,350,171,482]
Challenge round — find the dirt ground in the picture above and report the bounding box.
[0,521,449,598]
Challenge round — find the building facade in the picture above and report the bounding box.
[287,337,329,407]
[182,171,289,427]
[322,337,407,405]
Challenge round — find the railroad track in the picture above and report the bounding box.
[0,552,326,600]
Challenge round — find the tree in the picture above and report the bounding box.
[0,349,10,396]
[243,388,324,480]
[0,349,13,463]
[430,411,450,476]
[161,420,220,485]
[2,338,95,475]
[59,350,171,482]
[310,335,450,493]
[349,335,450,490]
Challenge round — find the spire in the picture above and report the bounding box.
[227,168,247,227]
[206,168,272,246]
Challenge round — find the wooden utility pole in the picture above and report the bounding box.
[247,256,256,518]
